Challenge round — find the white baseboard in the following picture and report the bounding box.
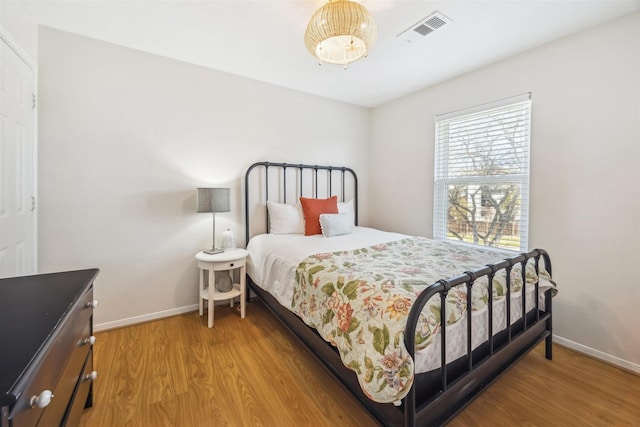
[94,304,199,332]
[553,335,640,375]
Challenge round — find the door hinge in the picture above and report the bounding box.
[32,93,36,109]
[31,196,36,212]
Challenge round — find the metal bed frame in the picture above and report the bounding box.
[244,161,553,427]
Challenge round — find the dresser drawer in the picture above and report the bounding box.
[61,351,94,427]
[8,286,95,427]
[36,340,91,426]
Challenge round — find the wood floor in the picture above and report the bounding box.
[80,302,640,427]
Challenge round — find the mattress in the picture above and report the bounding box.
[246,227,552,389]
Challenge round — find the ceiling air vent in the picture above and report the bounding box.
[398,11,452,43]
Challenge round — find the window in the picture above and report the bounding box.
[433,93,531,251]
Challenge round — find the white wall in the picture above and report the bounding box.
[370,13,640,368]
[38,27,371,327]
[0,1,37,61]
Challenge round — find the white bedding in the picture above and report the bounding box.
[246,227,547,374]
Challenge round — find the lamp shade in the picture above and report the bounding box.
[197,188,230,213]
[304,0,377,66]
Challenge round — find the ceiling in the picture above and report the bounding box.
[22,0,640,107]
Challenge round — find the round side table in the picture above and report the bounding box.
[196,248,248,327]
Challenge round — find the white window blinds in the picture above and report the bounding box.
[433,93,531,251]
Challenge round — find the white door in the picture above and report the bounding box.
[0,36,36,278]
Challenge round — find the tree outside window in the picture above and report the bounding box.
[434,94,531,251]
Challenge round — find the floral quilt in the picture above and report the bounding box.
[291,237,554,403]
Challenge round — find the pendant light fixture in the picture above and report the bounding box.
[304,0,377,67]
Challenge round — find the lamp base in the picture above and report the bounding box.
[204,247,224,255]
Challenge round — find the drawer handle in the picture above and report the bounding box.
[30,390,54,409]
[82,336,97,346]
[230,263,234,267]
[84,371,99,381]
[86,299,99,309]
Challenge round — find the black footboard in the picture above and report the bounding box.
[403,249,553,426]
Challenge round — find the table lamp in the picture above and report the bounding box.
[197,187,230,254]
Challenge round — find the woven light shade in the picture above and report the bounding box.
[304,0,377,66]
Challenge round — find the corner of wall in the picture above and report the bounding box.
[0,1,38,63]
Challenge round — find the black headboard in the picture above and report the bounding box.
[244,162,358,244]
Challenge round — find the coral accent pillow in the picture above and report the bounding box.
[299,196,339,236]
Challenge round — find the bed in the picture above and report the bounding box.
[244,161,554,426]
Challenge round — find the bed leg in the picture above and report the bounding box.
[545,288,553,360]
[545,335,553,360]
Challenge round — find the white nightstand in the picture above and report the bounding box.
[196,248,248,328]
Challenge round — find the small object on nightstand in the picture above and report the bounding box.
[196,248,248,328]
[214,271,233,292]
[221,228,236,250]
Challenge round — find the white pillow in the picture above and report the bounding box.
[319,213,353,237]
[337,199,355,228]
[267,201,304,234]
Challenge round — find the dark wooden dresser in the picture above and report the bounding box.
[0,269,99,427]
